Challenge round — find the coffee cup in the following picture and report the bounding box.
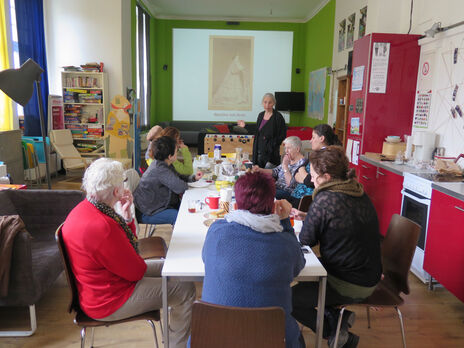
[205,195,220,209]
[200,154,209,164]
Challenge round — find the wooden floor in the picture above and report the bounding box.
[1,175,464,347]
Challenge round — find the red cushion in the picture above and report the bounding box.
[213,124,230,134]
[286,127,312,140]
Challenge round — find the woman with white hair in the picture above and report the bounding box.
[253,136,307,200]
[62,158,195,348]
[252,93,287,168]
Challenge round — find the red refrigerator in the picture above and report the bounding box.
[346,33,421,170]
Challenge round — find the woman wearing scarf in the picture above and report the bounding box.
[291,146,382,348]
[62,158,195,348]
[201,171,306,348]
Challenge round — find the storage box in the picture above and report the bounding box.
[382,141,406,157]
[22,136,51,163]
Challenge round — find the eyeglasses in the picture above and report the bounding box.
[123,178,128,183]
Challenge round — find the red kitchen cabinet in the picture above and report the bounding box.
[424,190,464,302]
[358,159,403,236]
[375,168,403,236]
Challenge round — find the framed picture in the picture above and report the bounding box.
[359,6,367,39]
[346,13,355,49]
[48,94,64,131]
[208,35,254,111]
[338,19,346,52]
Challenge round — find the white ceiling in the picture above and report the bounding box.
[142,0,330,23]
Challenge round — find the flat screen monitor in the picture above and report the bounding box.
[275,92,305,112]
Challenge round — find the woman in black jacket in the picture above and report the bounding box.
[291,146,382,348]
[252,93,287,168]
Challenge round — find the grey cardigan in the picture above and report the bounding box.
[134,160,194,216]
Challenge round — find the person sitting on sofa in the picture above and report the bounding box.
[134,136,202,226]
[146,126,193,176]
[62,158,195,348]
[252,136,307,200]
[201,171,306,348]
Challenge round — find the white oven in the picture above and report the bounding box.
[401,173,432,283]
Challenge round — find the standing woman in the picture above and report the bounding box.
[252,93,287,168]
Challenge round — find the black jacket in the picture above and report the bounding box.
[252,110,286,167]
[299,190,382,287]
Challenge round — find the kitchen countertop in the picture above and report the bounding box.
[360,154,464,201]
[359,155,436,176]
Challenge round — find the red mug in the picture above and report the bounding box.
[205,196,220,209]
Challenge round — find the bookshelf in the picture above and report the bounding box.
[61,71,108,158]
[334,75,351,148]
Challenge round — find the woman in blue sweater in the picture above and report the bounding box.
[201,171,306,348]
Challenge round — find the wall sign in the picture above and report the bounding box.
[369,42,390,93]
[413,91,431,128]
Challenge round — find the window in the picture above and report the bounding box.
[9,0,23,122]
[135,4,151,127]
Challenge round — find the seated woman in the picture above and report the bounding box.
[201,171,306,348]
[252,136,307,200]
[289,124,342,208]
[134,136,202,226]
[291,146,382,348]
[62,158,195,348]
[146,126,193,176]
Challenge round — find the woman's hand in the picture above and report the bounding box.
[195,171,204,181]
[237,120,245,128]
[119,189,133,222]
[295,166,308,183]
[251,165,261,173]
[178,139,187,148]
[282,154,290,167]
[274,199,292,220]
[291,207,307,221]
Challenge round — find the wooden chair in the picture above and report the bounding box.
[190,300,286,348]
[332,214,421,348]
[55,224,162,348]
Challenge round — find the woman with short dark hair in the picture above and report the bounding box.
[201,171,306,348]
[134,136,202,226]
[291,146,382,348]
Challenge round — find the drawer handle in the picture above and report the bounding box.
[455,206,464,213]
[361,165,369,169]
[377,170,385,176]
[361,175,370,180]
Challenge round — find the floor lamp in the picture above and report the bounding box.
[0,58,51,189]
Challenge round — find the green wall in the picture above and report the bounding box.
[135,0,335,127]
[297,0,336,128]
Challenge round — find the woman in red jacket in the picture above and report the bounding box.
[62,158,195,348]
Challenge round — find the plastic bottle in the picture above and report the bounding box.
[214,144,222,160]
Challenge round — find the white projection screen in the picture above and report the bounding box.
[173,29,293,122]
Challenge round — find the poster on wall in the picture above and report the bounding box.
[307,67,327,120]
[338,19,346,52]
[369,42,390,93]
[48,95,64,131]
[346,13,355,49]
[350,117,360,134]
[208,36,254,111]
[352,66,364,91]
[359,6,367,39]
[413,91,432,128]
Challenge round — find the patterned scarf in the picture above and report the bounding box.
[312,178,364,199]
[88,199,138,253]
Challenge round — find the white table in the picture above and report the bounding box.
[162,187,327,347]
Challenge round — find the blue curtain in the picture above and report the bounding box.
[15,0,49,136]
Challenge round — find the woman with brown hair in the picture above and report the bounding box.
[146,126,193,175]
[291,146,382,348]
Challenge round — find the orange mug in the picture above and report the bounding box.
[205,196,220,209]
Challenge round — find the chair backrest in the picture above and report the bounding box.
[381,214,421,295]
[190,300,285,348]
[298,195,313,212]
[55,224,80,314]
[50,129,84,170]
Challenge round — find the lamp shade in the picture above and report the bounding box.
[0,58,44,107]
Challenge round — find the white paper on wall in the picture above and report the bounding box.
[352,140,360,165]
[413,91,432,128]
[352,66,364,91]
[369,42,390,94]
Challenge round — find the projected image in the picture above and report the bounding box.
[209,36,254,111]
